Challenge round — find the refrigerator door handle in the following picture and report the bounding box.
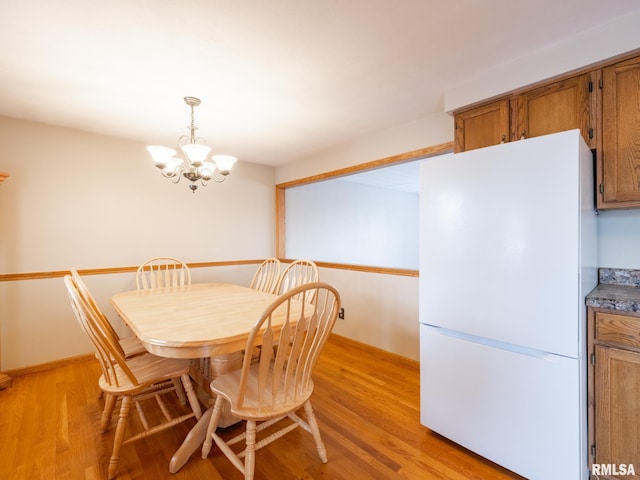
[423,324,573,361]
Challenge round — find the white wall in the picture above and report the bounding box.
[276,113,453,184]
[0,116,276,370]
[597,210,640,269]
[319,267,420,361]
[286,179,419,269]
[0,117,276,272]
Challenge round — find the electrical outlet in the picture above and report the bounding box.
[338,308,345,319]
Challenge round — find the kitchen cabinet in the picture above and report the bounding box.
[453,98,509,153]
[599,55,640,209]
[513,72,596,149]
[454,73,596,154]
[589,309,640,478]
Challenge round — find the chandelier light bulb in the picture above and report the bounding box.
[146,145,177,168]
[212,154,238,175]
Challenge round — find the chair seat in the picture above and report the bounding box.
[120,336,146,357]
[99,353,191,395]
[211,365,315,421]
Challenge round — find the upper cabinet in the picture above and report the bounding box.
[453,51,640,210]
[600,56,640,209]
[513,72,596,149]
[454,74,596,153]
[454,98,509,153]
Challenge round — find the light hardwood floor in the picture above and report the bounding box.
[0,335,524,479]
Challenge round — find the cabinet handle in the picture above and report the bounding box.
[500,135,506,144]
[520,130,527,140]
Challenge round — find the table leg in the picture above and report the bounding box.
[169,406,213,474]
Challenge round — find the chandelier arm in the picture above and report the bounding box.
[210,173,227,184]
[159,167,184,183]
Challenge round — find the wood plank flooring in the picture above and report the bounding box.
[0,335,524,479]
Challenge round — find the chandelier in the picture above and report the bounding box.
[146,96,237,192]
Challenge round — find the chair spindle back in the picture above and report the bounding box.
[237,282,340,411]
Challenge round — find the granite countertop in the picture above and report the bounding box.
[586,268,640,313]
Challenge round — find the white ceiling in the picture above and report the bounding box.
[1,0,639,167]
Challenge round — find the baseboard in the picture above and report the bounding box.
[3,353,95,378]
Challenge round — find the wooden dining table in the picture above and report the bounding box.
[110,282,291,473]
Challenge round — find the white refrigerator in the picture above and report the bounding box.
[419,130,597,480]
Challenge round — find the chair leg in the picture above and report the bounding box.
[172,377,187,405]
[180,374,202,419]
[201,396,224,458]
[101,393,117,433]
[108,395,131,480]
[304,400,328,463]
[244,420,256,480]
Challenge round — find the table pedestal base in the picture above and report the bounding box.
[171,351,244,473]
[169,406,213,474]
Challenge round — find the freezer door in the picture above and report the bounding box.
[420,325,588,480]
[419,130,596,357]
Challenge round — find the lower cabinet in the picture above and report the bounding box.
[589,309,640,479]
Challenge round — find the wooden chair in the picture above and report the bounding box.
[249,258,281,294]
[275,259,319,299]
[64,275,202,479]
[70,268,145,359]
[135,256,191,290]
[136,257,191,401]
[201,282,341,480]
[70,268,147,414]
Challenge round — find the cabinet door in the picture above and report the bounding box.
[600,56,640,209]
[595,344,640,475]
[514,72,595,148]
[454,98,509,153]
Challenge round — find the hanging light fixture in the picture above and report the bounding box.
[146,96,237,192]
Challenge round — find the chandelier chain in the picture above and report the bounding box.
[188,103,197,144]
